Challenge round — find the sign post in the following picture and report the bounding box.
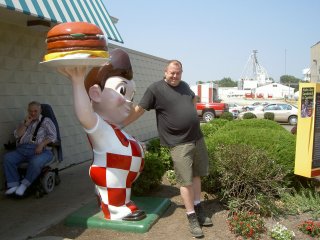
[294,82,320,177]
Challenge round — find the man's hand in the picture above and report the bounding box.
[35,143,45,154]
[24,115,33,127]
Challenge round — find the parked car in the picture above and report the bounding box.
[228,102,244,118]
[196,101,229,122]
[242,102,269,112]
[238,103,298,125]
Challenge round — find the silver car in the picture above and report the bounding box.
[238,103,298,125]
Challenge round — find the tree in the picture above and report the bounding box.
[215,77,237,87]
[280,75,305,92]
[280,75,301,85]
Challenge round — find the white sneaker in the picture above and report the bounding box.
[15,184,27,196]
[5,186,18,195]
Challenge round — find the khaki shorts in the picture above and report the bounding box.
[170,137,209,186]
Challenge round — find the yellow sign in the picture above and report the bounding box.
[294,82,320,177]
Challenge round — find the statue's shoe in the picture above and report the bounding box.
[122,210,146,221]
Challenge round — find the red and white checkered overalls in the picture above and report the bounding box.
[85,115,145,220]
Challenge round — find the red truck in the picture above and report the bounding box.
[196,101,229,123]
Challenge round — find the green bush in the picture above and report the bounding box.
[214,144,287,216]
[132,151,166,195]
[243,112,257,119]
[146,138,173,171]
[264,112,275,121]
[220,112,234,121]
[281,186,320,219]
[205,119,295,178]
[200,119,229,138]
[202,119,296,216]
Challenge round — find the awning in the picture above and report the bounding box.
[0,0,123,43]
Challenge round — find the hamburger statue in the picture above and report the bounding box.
[46,22,146,221]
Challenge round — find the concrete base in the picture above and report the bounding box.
[64,196,171,233]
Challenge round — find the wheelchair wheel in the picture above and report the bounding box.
[41,171,55,193]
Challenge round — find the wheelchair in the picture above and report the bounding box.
[5,103,63,198]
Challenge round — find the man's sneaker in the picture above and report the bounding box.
[187,213,204,238]
[5,186,18,195]
[194,203,213,226]
[15,183,27,196]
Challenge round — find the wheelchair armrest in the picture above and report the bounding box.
[47,141,60,147]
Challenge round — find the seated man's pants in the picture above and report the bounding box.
[3,144,53,188]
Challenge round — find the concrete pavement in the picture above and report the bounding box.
[0,160,95,240]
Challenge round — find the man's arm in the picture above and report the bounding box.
[193,96,198,108]
[121,105,145,128]
[36,118,57,154]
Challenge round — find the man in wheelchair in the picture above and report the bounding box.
[3,101,57,197]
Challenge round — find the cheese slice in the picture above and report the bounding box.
[43,50,109,61]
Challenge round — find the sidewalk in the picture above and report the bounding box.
[0,160,95,240]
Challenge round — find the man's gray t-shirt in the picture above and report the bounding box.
[139,80,203,147]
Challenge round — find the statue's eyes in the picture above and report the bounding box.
[118,86,126,96]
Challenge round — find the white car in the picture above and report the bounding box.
[238,103,298,125]
[242,102,269,112]
[228,103,244,118]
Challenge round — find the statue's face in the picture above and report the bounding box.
[98,76,135,124]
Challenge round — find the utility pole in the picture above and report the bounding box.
[284,49,287,76]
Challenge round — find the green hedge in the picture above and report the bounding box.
[204,119,295,177]
[201,119,296,216]
[214,119,294,172]
[132,151,166,195]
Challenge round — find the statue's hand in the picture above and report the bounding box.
[57,66,88,83]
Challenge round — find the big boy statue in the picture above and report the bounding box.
[58,48,146,221]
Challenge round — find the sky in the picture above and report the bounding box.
[103,0,320,86]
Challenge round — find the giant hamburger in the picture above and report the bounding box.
[43,22,109,61]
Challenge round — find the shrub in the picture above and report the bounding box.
[220,112,234,121]
[227,211,266,239]
[298,220,320,237]
[132,151,166,195]
[200,118,229,138]
[269,223,295,240]
[280,186,320,219]
[264,112,275,120]
[166,170,177,185]
[213,144,287,216]
[205,119,296,179]
[146,138,161,153]
[146,138,173,171]
[243,112,257,119]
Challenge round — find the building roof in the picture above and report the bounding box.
[0,0,123,43]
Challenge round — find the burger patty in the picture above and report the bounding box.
[46,34,103,42]
[46,46,108,54]
[47,39,107,51]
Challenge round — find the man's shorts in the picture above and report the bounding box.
[170,137,209,186]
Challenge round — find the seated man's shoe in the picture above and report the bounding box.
[122,210,146,221]
[15,184,27,196]
[195,203,213,226]
[187,213,204,238]
[5,186,18,195]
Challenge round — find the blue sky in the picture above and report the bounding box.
[104,0,320,86]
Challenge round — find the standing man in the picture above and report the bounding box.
[121,60,212,237]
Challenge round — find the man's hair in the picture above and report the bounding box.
[166,60,183,70]
[28,101,41,108]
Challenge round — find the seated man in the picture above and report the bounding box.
[3,101,57,196]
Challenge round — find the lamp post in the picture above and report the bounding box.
[284,49,287,76]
